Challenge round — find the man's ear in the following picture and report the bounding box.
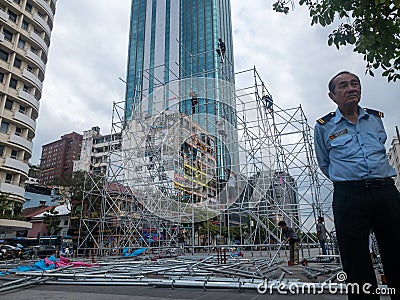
[328,92,336,103]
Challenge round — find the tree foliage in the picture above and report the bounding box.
[43,206,61,235]
[0,194,23,220]
[273,0,400,82]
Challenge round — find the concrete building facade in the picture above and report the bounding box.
[73,126,122,174]
[39,132,82,185]
[0,0,56,205]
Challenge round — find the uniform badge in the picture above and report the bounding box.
[329,128,348,140]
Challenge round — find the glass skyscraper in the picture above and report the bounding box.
[122,0,239,221]
[124,0,235,121]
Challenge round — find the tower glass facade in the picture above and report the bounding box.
[123,0,239,222]
[125,0,235,121]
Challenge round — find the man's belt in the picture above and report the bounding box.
[334,177,394,188]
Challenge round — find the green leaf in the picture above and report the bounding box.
[347,34,356,44]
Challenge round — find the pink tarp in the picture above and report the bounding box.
[44,256,97,268]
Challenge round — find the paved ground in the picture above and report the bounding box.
[0,249,393,300]
[0,285,390,300]
[0,284,393,300]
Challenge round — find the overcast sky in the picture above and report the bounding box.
[31,0,400,165]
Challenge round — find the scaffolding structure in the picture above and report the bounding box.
[77,65,334,255]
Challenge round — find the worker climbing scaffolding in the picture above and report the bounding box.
[262,94,273,113]
[216,38,226,63]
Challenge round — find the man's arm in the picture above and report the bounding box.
[314,124,330,178]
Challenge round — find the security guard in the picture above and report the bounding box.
[314,71,400,300]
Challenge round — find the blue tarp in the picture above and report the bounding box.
[9,256,58,273]
[122,247,147,257]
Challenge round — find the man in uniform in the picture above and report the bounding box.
[314,71,400,299]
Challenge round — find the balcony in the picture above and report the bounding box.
[0,182,25,198]
[36,0,54,23]
[0,10,8,22]
[14,111,36,130]
[33,13,51,37]
[22,69,43,91]
[26,50,45,73]
[29,31,49,54]
[9,134,33,152]
[18,89,40,111]
[4,157,29,175]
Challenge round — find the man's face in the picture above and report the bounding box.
[329,73,361,109]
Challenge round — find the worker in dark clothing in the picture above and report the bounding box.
[262,95,273,112]
[190,91,198,114]
[216,38,226,61]
[278,220,300,265]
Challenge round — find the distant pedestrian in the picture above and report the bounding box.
[278,220,300,265]
[316,216,328,255]
[178,231,185,254]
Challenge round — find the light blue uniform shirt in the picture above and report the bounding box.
[314,106,396,182]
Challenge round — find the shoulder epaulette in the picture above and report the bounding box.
[316,112,335,125]
[364,108,384,118]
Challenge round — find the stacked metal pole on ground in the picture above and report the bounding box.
[0,253,361,295]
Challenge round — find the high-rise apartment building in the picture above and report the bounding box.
[0,0,56,206]
[39,132,82,185]
[73,126,122,174]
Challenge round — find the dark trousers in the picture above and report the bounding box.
[333,181,400,300]
[319,239,327,255]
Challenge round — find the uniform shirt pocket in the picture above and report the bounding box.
[329,134,356,159]
[329,134,352,147]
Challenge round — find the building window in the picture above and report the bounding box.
[22,20,29,30]
[2,29,13,42]
[19,105,26,114]
[14,58,22,68]
[0,49,9,62]
[25,3,33,13]
[14,0,21,5]
[9,78,17,89]
[18,39,25,49]
[30,46,36,54]
[0,72,4,83]
[8,11,18,23]
[11,149,18,159]
[5,99,13,110]
[23,84,30,92]
[27,65,33,72]
[15,127,22,136]
[0,145,4,157]
[0,121,10,133]
[5,173,13,184]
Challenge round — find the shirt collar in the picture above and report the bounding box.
[334,106,369,124]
